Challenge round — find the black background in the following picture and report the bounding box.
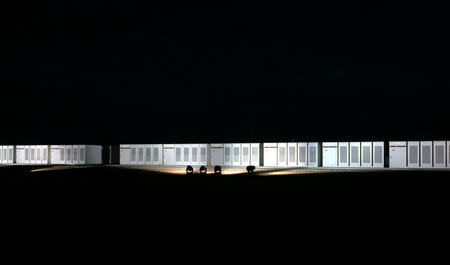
[2,1,449,145]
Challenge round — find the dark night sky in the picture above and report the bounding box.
[1,1,449,144]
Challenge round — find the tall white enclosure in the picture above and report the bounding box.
[322,142,338,167]
[298,142,308,167]
[420,141,433,168]
[338,142,349,167]
[448,141,450,167]
[361,142,372,167]
[1,145,15,164]
[250,143,260,166]
[308,142,320,167]
[263,143,277,166]
[211,144,224,166]
[407,141,420,168]
[231,144,241,166]
[241,143,251,166]
[349,142,361,167]
[163,144,175,166]
[433,141,446,168]
[277,143,287,166]
[389,141,407,168]
[224,144,232,166]
[287,143,297,166]
[372,142,384,168]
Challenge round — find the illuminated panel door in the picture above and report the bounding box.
[338,142,349,167]
[420,141,432,168]
[407,141,420,168]
[389,141,407,168]
[42,145,48,164]
[372,142,384,168]
[163,145,175,166]
[30,146,36,164]
[79,145,85,165]
[250,143,260,166]
[199,144,208,166]
[263,143,277,166]
[72,145,79,165]
[137,145,145,165]
[361,142,372,167]
[298,142,308,167]
[152,144,162,165]
[174,145,183,165]
[433,141,446,168]
[308,142,319,167]
[287,143,297,166]
[349,142,361,167]
[232,144,241,166]
[241,143,250,166]
[224,144,232,166]
[129,145,138,165]
[191,144,199,166]
[211,144,224,166]
[322,142,338,167]
[144,144,152,165]
[277,143,287,166]
[448,141,450,167]
[182,144,191,165]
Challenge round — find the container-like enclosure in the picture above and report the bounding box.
[420,141,433,168]
[168,144,210,166]
[322,142,338,167]
[361,142,373,167]
[50,145,102,164]
[307,142,321,167]
[433,141,446,168]
[16,145,50,164]
[372,142,384,168]
[338,142,349,167]
[389,141,407,168]
[263,143,277,166]
[349,142,361,167]
[120,144,162,165]
[221,143,260,166]
[0,145,15,164]
[298,142,308,167]
[407,141,420,168]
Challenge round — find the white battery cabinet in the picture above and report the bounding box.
[338,142,349,167]
[420,141,433,168]
[322,142,338,167]
[163,144,175,166]
[287,143,297,166]
[298,142,308,167]
[372,142,384,168]
[241,143,251,166]
[349,142,361,167]
[361,142,372,167]
[250,143,260,166]
[263,143,277,166]
[224,144,232,166]
[277,143,287,166]
[307,142,320,167]
[407,141,420,168]
[211,144,224,166]
[389,141,407,168]
[433,141,446,168]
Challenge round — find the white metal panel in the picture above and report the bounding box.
[152,144,162,165]
[163,144,175,166]
[129,145,138,165]
[241,143,250,166]
[420,141,433,168]
[73,145,80,165]
[136,145,145,165]
[361,142,372,167]
[277,143,287,166]
[308,142,319,167]
[389,141,407,168]
[263,143,277,166]
[372,142,384,168]
[287,143,297,166]
[211,144,224,166]
[349,142,361,167]
[42,145,48,164]
[16,146,26,164]
[448,141,450,167]
[182,144,191,165]
[119,145,130,165]
[232,144,241,166]
[191,144,199,165]
[224,144,232,166]
[338,142,349,167]
[30,146,36,164]
[8,146,14,163]
[322,142,338,167]
[407,141,420,168]
[78,145,86,165]
[433,141,446,168]
[65,145,73,164]
[250,143,260,166]
[298,142,307,167]
[199,144,208,165]
[0,146,3,163]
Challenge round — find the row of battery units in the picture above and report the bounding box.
[0,146,15,163]
[119,144,260,166]
[13,145,88,165]
[389,141,450,168]
[263,142,384,167]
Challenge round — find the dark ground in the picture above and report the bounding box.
[1,165,450,200]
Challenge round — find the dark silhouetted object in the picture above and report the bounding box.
[199,166,207,174]
[246,165,255,174]
[186,165,194,175]
[214,165,222,175]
